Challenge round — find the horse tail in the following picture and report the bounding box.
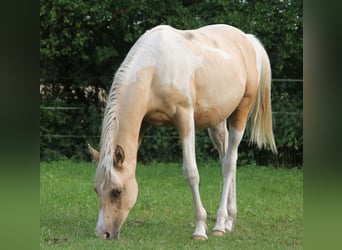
[246,34,277,154]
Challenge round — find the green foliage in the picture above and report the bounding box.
[40,161,303,249]
[272,81,303,166]
[40,0,303,166]
[40,0,302,86]
[40,86,103,161]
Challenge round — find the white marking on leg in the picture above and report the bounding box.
[226,176,237,231]
[182,118,207,239]
[213,126,243,233]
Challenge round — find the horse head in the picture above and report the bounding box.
[88,144,138,239]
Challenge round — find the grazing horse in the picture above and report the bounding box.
[88,24,277,240]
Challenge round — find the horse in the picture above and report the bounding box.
[88,24,277,240]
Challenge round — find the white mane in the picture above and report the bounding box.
[95,30,152,186]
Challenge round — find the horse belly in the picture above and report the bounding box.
[191,46,247,129]
[144,111,173,126]
[193,100,240,130]
[193,79,245,130]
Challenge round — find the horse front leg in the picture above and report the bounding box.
[176,109,207,240]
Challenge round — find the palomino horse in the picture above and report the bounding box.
[88,24,277,240]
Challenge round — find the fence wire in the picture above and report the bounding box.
[40,79,303,139]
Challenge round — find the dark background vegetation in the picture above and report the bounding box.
[40,0,302,167]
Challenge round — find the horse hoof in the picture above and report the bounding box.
[192,235,208,241]
[212,230,225,236]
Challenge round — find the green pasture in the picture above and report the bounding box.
[40,161,302,249]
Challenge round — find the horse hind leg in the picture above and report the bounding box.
[211,97,252,235]
[211,123,243,236]
[208,121,228,161]
[208,121,234,236]
[224,96,255,233]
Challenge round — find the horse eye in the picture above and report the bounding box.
[111,189,122,198]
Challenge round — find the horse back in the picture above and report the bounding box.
[139,25,259,129]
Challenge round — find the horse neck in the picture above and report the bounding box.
[108,56,156,165]
[115,82,149,163]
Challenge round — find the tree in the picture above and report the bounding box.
[41,0,303,86]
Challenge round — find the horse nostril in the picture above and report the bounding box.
[104,232,110,239]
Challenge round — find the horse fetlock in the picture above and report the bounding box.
[213,222,226,234]
[213,211,228,234]
[225,217,235,232]
[196,207,207,221]
[213,218,234,235]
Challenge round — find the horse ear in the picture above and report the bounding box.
[88,144,100,163]
[114,144,125,168]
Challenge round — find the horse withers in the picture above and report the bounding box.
[88,24,277,240]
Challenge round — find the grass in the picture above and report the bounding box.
[40,161,303,249]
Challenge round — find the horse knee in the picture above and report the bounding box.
[183,165,200,185]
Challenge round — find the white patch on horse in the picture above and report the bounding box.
[125,25,203,101]
[155,30,203,87]
[195,42,231,60]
